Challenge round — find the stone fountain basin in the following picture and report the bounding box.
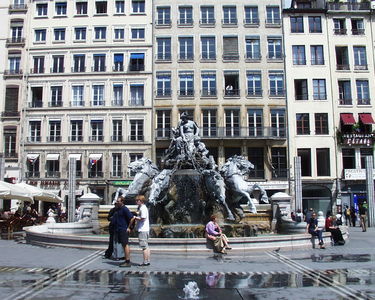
[24,224,348,253]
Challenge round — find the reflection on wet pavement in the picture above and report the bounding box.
[309,254,372,263]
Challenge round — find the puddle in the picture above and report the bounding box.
[309,254,371,263]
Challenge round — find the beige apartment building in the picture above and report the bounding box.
[284,0,375,214]
[153,0,289,198]
[21,0,153,208]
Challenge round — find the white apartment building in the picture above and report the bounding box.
[153,0,289,197]
[22,0,153,209]
[284,0,375,214]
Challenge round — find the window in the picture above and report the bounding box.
[93,54,106,72]
[296,113,310,135]
[156,110,171,138]
[72,86,84,106]
[333,18,346,34]
[266,6,280,25]
[89,153,102,177]
[129,53,145,71]
[90,120,104,141]
[75,27,86,41]
[4,87,19,115]
[4,129,17,158]
[55,2,67,16]
[112,120,122,142]
[113,28,124,40]
[223,6,237,25]
[36,3,48,16]
[201,71,216,96]
[353,46,367,69]
[31,87,43,108]
[115,0,125,14]
[248,109,263,137]
[8,57,20,73]
[267,38,282,60]
[92,85,104,106]
[200,6,214,25]
[132,0,145,13]
[338,80,352,105]
[202,109,217,137]
[131,28,144,39]
[269,72,284,96]
[313,79,327,100]
[113,53,124,71]
[317,148,330,176]
[112,153,122,177]
[50,86,62,107]
[35,29,46,42]
[271,148,287,178]
[70,120,83,141]
[292,45,306,65]
[225,109,240,137]
[113,84,123,105]
[290,16,304,33]
[156,38,171,60]
[271,109,286,137]
[32,56,44,74]
[360,148,373,169]
[156,7,171,25]
[179,72,194,96]
[311,45,324,65]
[130,84,144,106]
[11,26,23,41]
[94,27,106,40]
[356,80,370,105]
[130,120,144,141]
[73,54,85,72]
[294,79,308,100]
[245,37,261,60]
[244,6,259,25]
[201,36,216,60]
[315,113,328,135]
[27,154,40,177]
[48,120,61,142]
[46,156,60,178]
[76,2,87,15]
[129,153,143,175]
[54,28,65,41]
[309,16,322,33]
[342,148,355,169]
[52,55,64,73]
[223,36,239,60]
[248,148,264,178]
[297,149,311,176]
[179,37,194,60]
[352,19,364,35]
[335,46,349,70]
[29,121,41,142]
[179,6,193,25]
[247,71,262,97]
[95,1,107,14]
[156,72,171,97]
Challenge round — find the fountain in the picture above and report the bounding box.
[182,281,200,299]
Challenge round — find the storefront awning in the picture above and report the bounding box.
[130,53,144,59]
[340,113,356,125]
[68,154,82,160]
[359,113,375,125]
[46,154,60,161]
[89,154,102,160]
[26,153,39,161]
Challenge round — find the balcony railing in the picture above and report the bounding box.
[336,64,350,70]
[327,2,370,11]
[222,18,238,26]
[27,137,41,143]
[70,101,84,107]
[4,152,18,159]
[47,136,61,142]
[199,19,215,26]
[111,172,123,178]
[178,55,194,61]
[28,101,43,108]
[88,171,103,178]
[4,69,23,77]
[247,89,263,97]
[245,55,262,61]
[2,111,20,117]
[311,59,325,65]
[244,18,259,26]
[112,100,123,106]
[129,135,144,142]
[45,171,60,178]
[224,89,240,97]
[30,68,44,74]
[9,4,28,11]
[198,127,287,139]
[69,136,83,142]
[354,64,368,70]
[72,67,86,73]
[201,89,217,97]
[129,64,144,71]
[178,89,194,97]
[111,136,122,142]
[89,136,104,142]
[51,67,65,73]
[113,65,124,72]
[339,98,352,105]
[352,29,365,35]
[265,19,281,26]
[269,89,285,97]
[6,37,25,46]
[156,20,172,26]
[333,28,347,35]
[25,171,40,178]
[222,53,239,61]
[48,101,63,107]
[178,20,193,26]
[357,98,371,105]
[155,89,172,97]
[155,128,171,139]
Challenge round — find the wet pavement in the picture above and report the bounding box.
[1,226,375,299]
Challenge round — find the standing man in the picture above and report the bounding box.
[103,200,119,259]
[135,195,150,266]
[359,202,368,232]
[115,196,135,267]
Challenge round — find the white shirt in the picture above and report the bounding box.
[137,204,149,232]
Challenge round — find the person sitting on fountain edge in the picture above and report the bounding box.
[205,215,231,254]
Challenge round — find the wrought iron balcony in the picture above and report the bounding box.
[48,101,63,107]
[47,136,61,142]
[327,2,370,11]
[247,89,263,97]
[28,101,43,108]
[244,18,259,26]
[6,37,25,47]
[111,136,123,142]
[178,89,194,97]
[357,98,371,105]
[69,136,83,142]
[89,136,104,142]
[4,69,23,77]
[9,4,28,12]
[224,89,240,97]
[25,171,40,178]
[27,137,41,143]
[112,100,123,106]
[129,135,144,142]
[339,98,352,105]
[88,171,103,178]
[45,171,61,178]
[199,19,215,26]
[111,171,123,178]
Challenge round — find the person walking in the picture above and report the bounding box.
[359,202,368,232]
[307,212,325,249]
[134,195,151,266]
[114,196,135,267]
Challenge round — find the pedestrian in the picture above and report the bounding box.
[306,212,325,249]
[225,84,233,95]
[114,196,135,267]
[103,200,119,259]
[305,208,314,223]
[350,206,357,227]
[359,202,368,232]
[205,215,231,254]
[134,195,151,266]
[344,205,351,226]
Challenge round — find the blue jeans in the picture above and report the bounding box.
[309,229,323,244]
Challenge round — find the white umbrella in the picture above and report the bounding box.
[0,181,34,203]
[14,182,62,203]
